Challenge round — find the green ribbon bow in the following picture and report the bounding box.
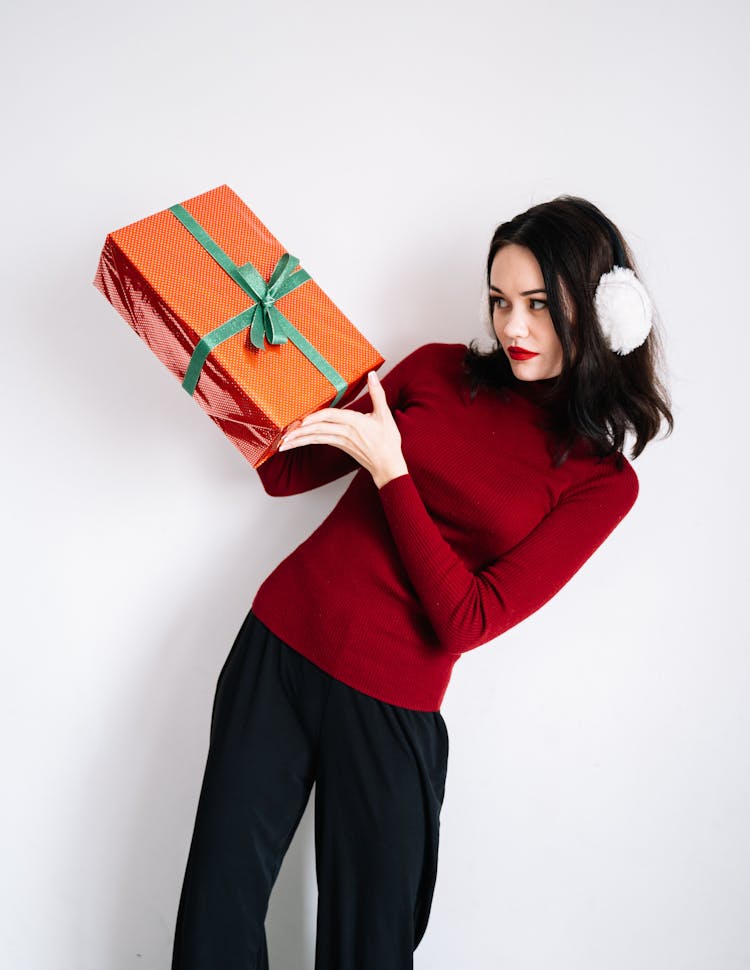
[168,203,348,404]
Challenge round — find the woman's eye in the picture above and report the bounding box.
[490,296,547,311]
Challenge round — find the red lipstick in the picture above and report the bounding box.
[508,346,539,360]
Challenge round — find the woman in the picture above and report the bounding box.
[171,195,673,970]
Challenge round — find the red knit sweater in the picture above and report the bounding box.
[251,342,639,711]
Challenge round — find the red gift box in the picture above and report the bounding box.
[93,184,385,466]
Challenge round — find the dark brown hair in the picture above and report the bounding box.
[464,194,674,469]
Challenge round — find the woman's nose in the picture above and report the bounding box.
[504,313,529,338]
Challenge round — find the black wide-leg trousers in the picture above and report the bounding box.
[171,608,450,970]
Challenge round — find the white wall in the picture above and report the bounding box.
[2,0,748,967]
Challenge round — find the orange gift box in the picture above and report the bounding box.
[92,184,385,467]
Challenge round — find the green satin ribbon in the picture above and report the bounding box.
[168,203,348,404]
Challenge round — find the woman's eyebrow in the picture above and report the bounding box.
[489,285,548,295]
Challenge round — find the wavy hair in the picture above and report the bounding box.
[464,195,674,469]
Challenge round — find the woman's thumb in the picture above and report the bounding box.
[368,370,386,410]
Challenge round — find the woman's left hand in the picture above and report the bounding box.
[277,371,409,489]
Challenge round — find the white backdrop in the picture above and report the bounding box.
[2,0,748,967]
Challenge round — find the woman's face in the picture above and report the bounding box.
[489,243,568,380]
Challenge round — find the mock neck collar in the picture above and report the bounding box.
[507,375,560,409]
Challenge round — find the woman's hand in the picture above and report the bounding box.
[278,371,409,489]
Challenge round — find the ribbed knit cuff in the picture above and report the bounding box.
[377,466,457,557]
[377,472,434,560]
[377,472,423,527]
[376,469,481,652]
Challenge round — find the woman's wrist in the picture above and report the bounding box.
[374,458,410,490]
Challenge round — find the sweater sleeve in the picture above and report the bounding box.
[256,343,430,497]
[376,463,639,654]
